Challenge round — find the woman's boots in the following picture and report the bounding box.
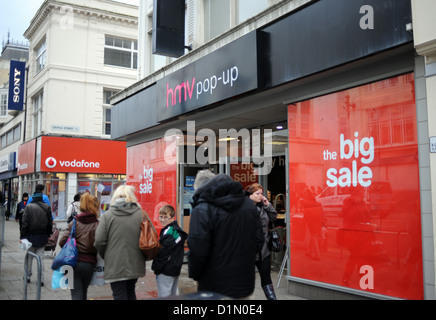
[262,284,277,300]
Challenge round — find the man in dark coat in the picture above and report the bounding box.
[20,191,52,285]
[188,172,263,299]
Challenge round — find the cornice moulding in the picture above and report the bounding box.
[24,0,138,40]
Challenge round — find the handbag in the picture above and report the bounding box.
[269,223,281,253]
[139,210,160,261]
[51,219,78,270]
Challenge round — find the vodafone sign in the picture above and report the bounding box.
[39,136,126,174]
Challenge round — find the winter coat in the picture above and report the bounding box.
[94,199,146,282]
[256,202,277,260]
[152,220,187,277]
[20,197,52,247]
[188,174,264,299]
[59,212,99,264]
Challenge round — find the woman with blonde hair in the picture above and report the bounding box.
[94,184,146,300]
[59,192,99,300]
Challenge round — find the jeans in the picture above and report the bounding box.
[110,279,138,300]
[156,274,179,298]
[71,261,95,300]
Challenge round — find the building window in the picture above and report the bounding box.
[236,0,268,24]
[103,89,119,135]
[35,39,46,74]
[204,0,269,41]
[0,93,7,118]
[104,36,138,69]
[0,124,21,149]
[32,91,43,138]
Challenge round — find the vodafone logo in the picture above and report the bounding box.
[44,157,100,170]
[45,157,57,169]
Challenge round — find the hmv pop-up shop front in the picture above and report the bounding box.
[112,0,426,299]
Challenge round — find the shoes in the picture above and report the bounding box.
[262,284,277,300]
[26,279,44,287]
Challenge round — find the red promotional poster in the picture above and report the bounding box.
[288,73,423,299]
[230,163,258,190]
[17,139,36,175]
[126,137,178,233]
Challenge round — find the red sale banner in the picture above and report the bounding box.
[126,137,178,233]
[288,73,423,299]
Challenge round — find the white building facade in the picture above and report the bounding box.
[6,0,139,219]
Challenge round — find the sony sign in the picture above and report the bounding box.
[8,60,26,111]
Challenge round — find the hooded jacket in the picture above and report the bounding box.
[187,174,264,299]
[152,220,188,277]
[94,199,146,282]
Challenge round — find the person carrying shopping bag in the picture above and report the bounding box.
[58,193,99,300]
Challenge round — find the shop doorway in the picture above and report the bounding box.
[178,163,218,234]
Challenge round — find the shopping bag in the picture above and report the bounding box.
[51,267,72,289]
[90,255,105,286]
[51,220,78,270]
[139,210,160,261]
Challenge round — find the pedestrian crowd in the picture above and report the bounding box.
[17,171,278,300]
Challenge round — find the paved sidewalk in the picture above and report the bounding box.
[0,219,304,300]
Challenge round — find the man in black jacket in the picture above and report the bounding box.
[188,172,264,299]
[20,191,52,285]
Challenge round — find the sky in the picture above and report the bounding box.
[0,0,139,45]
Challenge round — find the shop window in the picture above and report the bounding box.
[288,73,422,300]
[104,36,138,69]
[77,174,126,215]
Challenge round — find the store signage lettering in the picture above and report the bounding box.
[157,31,258,122]
[324,132,375,188]
[166,66,239,109]
[45,157,100,169]
[12,68,22,102]
[139,165,153,194]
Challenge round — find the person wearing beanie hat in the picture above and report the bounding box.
[15,193,29,228]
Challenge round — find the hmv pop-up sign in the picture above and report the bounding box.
[156,31,259,122]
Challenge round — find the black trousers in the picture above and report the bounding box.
[71,261,95,300]
[110,279,138,300]
[255,255,272,287]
